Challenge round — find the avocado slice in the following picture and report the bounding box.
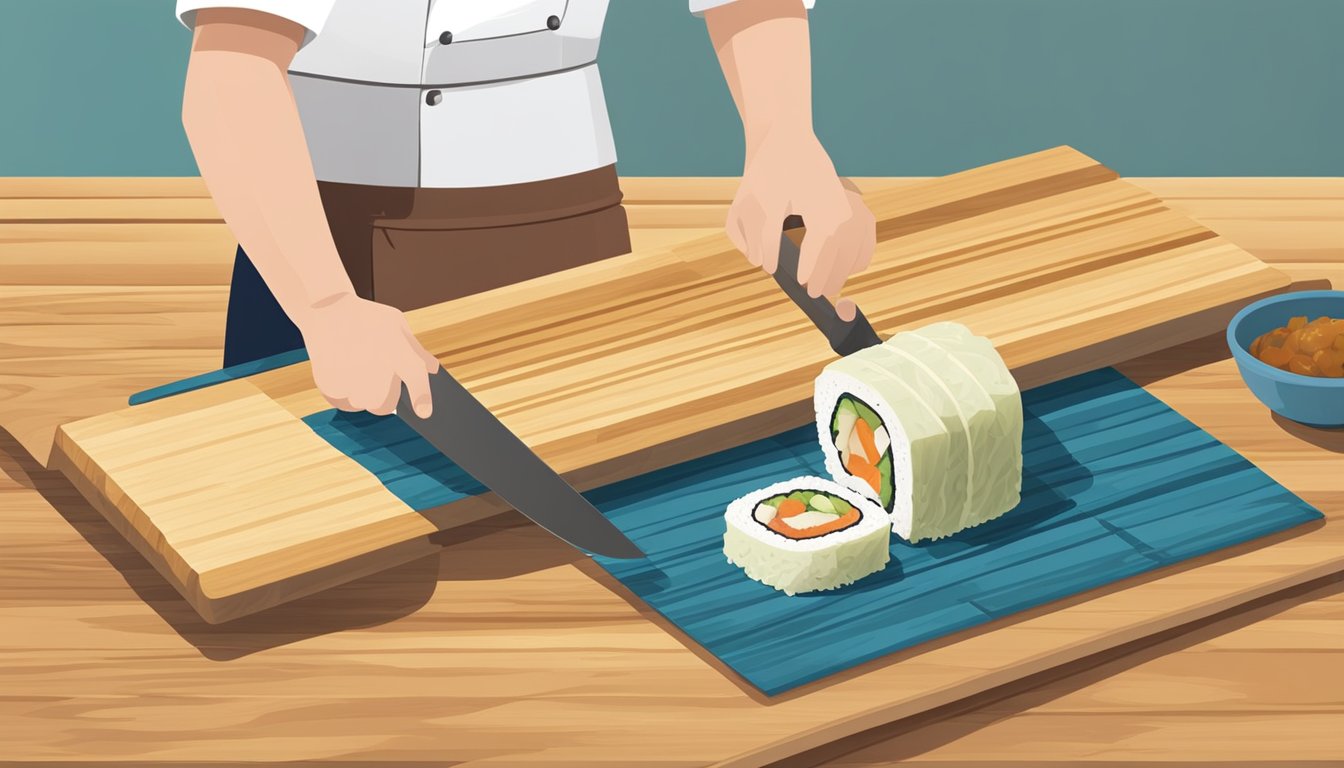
[830,395,883,438]
[808,493,837,515]
[876,451,893,508]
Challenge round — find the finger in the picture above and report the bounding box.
[798,227,838,297]
[821,244,859,301]
[818,237,850,299]
[397,353,434,419]
[403,326,439,373]
[835,297,858,322]
[854,196,877,273]
[757,212,787,275]
[855,222,876,274]
[367,377,401,417]
[325,394,357,412]
[725,210,749,257]
[855,244,874,274]
[738,207,765,268]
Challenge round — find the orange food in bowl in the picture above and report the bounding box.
[1250,316,1344,378]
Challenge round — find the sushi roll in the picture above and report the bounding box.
[723,477,890,595]
[815,322,1023,542]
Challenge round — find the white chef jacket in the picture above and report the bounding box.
[177,0,814,189]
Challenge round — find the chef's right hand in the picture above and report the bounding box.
[298,293,439,418]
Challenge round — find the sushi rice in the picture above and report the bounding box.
[723,477,890,595]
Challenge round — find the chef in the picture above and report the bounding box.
[178,0,876,419]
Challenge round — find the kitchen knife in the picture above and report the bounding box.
[773,216,883,356]
[397,366,645,559]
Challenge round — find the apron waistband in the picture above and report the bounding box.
[317,164,623,230]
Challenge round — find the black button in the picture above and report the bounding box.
[439,30,452,45]
[425,90,443,106]
[546,15,561,30]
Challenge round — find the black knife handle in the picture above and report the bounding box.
[774,216,883,357]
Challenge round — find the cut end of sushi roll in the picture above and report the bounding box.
[815,366,923,541]
[815,321,1023,544]
[723,477,891,595]
[829,394,894,508]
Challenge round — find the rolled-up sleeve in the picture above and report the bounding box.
[690,0,815,15]
[176,1,336,46]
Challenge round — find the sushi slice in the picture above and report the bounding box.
[815,322,1023,542]
[882,334,999,531]
[912,323,1023,520]
[723,477,890,595]
[860,344,973,538]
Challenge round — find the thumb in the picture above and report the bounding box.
[835,297,858,323]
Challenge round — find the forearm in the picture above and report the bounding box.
[182,13,353,327]
[704,0,813,160]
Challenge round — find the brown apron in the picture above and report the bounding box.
[317,165,631,312]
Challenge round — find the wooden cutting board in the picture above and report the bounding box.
[50,146,1290,623]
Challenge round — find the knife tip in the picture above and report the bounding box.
[591,543,647,560]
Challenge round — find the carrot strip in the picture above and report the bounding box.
[767,498,808,537]
[846,453,882,496]
[775,509,861,540]
[853,419,880,465]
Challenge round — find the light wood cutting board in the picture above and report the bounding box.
[50,146,1290,623]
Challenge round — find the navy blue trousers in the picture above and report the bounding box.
[222,246,306,368]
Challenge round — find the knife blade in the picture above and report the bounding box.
[397,366,644,559]
[773,216,883,356]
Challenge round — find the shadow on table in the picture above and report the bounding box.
[1272,412,1344,453]
[1115,330,1236,388]
[3,427,572,661]
[430,508,586,581]
[1119,278,1334,389]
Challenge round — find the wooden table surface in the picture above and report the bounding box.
[0,177,1340,766]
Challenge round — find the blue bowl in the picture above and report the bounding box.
[1227,290,1344,428]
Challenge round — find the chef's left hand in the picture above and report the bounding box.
[726,129,876,317]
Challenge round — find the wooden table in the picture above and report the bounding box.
[0,177,1340,766]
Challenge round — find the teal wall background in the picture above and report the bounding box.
[1,0,1339,177]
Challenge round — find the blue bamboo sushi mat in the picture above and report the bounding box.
[286,368,1323,694]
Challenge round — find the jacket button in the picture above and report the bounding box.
[425,90,443,106]
[546,15,561,30]
[439,30,452,45]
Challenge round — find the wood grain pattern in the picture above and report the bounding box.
[813,571,1344,767]
[0,175,1339,765]
[40,147,1293,625]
